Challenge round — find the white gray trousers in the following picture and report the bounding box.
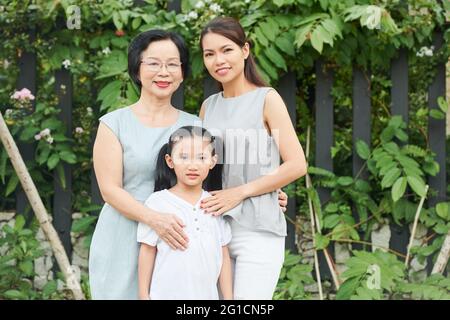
[227,219,285,300]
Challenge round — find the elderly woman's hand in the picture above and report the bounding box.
[151,213,189,250]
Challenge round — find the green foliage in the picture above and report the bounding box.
[0,215,61,299]
[274,250,316,300]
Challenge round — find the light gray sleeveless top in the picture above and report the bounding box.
[203,87,287,236]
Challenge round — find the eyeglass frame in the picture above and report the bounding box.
[140,58,183,73]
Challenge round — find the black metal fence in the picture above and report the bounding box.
[10,1,448,276]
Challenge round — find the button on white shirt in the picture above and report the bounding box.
[137,189,232,300]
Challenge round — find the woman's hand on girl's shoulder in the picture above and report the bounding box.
[278,189,288,212]
[150,212,189,250]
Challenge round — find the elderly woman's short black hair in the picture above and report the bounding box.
[128,30,189,90]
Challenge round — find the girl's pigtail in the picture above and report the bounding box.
[154,143,176,192]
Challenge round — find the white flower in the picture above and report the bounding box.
[5,109,13,117]
[75,127,84,134]
[62,59,71,69]
[187,11,198,20]
[3,59,10,69]
[364,6,382,30]
[34,134,42,141]
[211,3,221,11]
[40,128,51,137]
[210,3,222,13]
[195,1,204,9]
[86,107,93,114]
[46,136,54,144]
[102,47,111,55]
[416,46,434,57]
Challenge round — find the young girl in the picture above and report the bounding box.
[137,125,233,300]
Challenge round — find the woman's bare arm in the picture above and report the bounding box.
[93,122,188,250]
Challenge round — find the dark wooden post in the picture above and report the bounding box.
[168,0,184,110]
[427,30,447,273]
[389,49,410,256]
[352,66,371,250]
[315,59,335,279]
[15,28,37,220]
[278,72,298,253]
[53,69,73,258]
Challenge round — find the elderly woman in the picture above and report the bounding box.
[89,29,288,299]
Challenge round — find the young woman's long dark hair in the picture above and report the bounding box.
[200,16,268,90]
[154,126,223,192]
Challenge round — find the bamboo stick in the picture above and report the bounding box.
[431,230,450,274]
[405,185,429,268]
[0,112,85,300]
[305,125,324,299]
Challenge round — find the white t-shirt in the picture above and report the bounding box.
[137,189,232,300]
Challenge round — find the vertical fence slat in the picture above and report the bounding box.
[168,0,184,110]
[427,31,447,206]
[53,69,73,258]
[427,30,447,274]
[389,49,410,256]
[315,59,335,278]
[352,66,371,250]
[203,74,219,100]
[278,72,298,253]
[15,28,37,219]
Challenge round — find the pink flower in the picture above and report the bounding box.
[34,134,42,141]
[75,127,84,134]
[11,88,35,101]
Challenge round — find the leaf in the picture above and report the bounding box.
[321,18,342,38]
[97,80,122,102]
[356,140,370,160]
[336,276,361,300]
[265,46,287,71]
[0,148,7,184]
[310,27,324,53]
[47,153,60,170]
[257,54,278,79]
[337,176,353,186]
[323,214,340,229]
[4,290,27,300]
[259,21,276,42]
[19,261,33,276]
[275,35,295,56]
[435,203,449,221]
[391,177,407,202]
[315,233,330,250]
[429,109,445,120]
[406,175,426,197]
[71,216,98,233]
[437,96,448,113]
[59,151,77,164]
[56,162,66,190]
[381,167,401,189]
[42,280,57,296]
[294,23,313,48]
[14,215,25,231]
[5,173,19,197]
[254,27,269,47]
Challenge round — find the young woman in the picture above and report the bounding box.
[137,126,232,300]
[199,17,307,299]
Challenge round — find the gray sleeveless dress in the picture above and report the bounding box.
[89,106,200,300]
[202,87,287,237]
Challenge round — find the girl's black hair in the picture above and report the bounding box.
[154,126,223,192]
[128,29,190,91]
